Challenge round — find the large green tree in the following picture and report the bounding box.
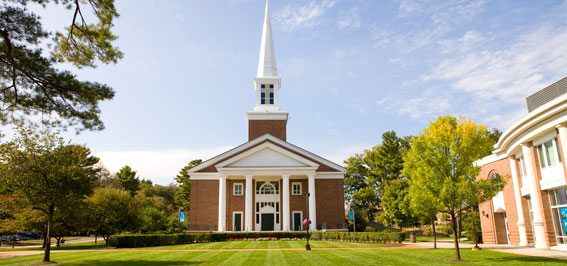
[116,165,140,196]
[0,125,100,262]
[174,159,202,211]
[344,153,379,221]
[0,0,121,131]
[86,187,141,244]
[403,116,496,261]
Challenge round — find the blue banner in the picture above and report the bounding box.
[560,208,567,233]
[349,210,354,221]
[180,211,185,222]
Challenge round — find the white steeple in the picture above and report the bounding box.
[257,0,277,77]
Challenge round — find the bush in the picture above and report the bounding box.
[438,224,453,235]
[108,231,407,248]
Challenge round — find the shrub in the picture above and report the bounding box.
[108,231,407,248]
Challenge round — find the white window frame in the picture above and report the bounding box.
[233,183,243,196]
[233,211,243,232]
[292,182,302,195]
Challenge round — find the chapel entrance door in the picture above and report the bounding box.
[261,213,275,231]
[293,212,302,231]
[234,213,242,232]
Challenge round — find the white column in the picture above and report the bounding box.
[308,174,317,231]
[282,174,290,231]
[245,175,253,232]
[218,175,227,232]
[556,124,567,166]
[509,157,528,246]
[521,144,548,249]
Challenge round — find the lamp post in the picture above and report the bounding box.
[304,192,311,250]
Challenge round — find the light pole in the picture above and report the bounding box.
[304,191,311,250]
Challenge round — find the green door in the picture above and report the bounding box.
[234,213,242,231]
[293,213,302,231]
[261,213,274,231]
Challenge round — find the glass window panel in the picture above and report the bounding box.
[261,84,265,88]
[269,84,274,88]
[538,145,546,168]
[556,138,562,163]
[546,141,557,166]
[549,190,557,206]
[557,187,567,205]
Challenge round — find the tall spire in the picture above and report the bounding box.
[257,0,277,77]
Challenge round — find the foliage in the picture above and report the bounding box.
[140,207,168,233]
[86,187,141,244]
[108,231,407,248]
[116,165,141,196]
[381,178,417,228]
[0,0,121,131]
[403,115,496,260]
[174,159,202,211]
[463,211,483,243]
[0,124,100,261]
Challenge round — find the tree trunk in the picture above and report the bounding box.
[457,212,462,240]
[472,209,479,249]
[450,212,461,260]
[94,232,97,244]
[43,207,54,262]
[432,219,437,249]
[103,234,109,244]
[42,232,47,248]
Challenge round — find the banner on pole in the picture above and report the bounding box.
[180,211,185,222]
[349,210,354,221]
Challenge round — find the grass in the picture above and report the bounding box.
[0,242,109,252]
[0,247,565,265]
[143,240,387,250]
[403,236,475,244]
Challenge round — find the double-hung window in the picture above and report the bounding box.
[233,183,243,196]
[292,182,302,195]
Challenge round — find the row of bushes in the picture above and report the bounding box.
[108,231,406,248]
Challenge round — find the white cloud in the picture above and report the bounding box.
[96,146,232,185]
[274,0,336,31]
[338,6,361,30]
[437,30,486,54]
[401,24,567,129]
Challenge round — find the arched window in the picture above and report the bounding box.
[489,171,501,180]
[259,183,276,194]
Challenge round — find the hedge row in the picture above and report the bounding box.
[108,231,406,248]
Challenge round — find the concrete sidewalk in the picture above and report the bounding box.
[405,240,567,260]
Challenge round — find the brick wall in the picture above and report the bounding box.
[189,180,219,229]
[315,179,345,229]
[289,179,307,230]
[249,120,287,141]
[226,179,246,231]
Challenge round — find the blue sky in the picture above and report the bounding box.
[21,0,567,184]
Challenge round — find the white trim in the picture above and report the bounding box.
[315,173,345,179]
[217,142,319,169]
[188,134,346,174]
[233,183,244,196]
[232,211,243,232]
[494,94,567,155]
[292,211,303,231]
[533,131,558,146]
[292,182,302,195]
[218,169,316,176]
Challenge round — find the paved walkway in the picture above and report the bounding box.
[406,240,567,260]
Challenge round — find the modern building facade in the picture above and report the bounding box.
[187,1,346,232]
[477,77,567,249]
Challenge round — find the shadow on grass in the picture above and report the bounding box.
[485,255,566,264]
[67,260,203,266]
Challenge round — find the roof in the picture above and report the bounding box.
[526,77,567,112]
[188,134,346,174]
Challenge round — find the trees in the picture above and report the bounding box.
[381,178,417,230]
[344,154,379,221]
[116,165,141,196]
[403,115,497,260]
[86,187,140,244]
[1,0,121,131]
[0,125,100,262]
[174,159,202,211]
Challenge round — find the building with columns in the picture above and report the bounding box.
[187,1,346,232]
[477,77,567,249]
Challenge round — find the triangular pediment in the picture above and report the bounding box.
[217,142,317,169]
[226,147,310,168]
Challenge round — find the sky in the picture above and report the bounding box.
[15,0,567,185]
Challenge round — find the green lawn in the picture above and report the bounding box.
[144,240,387,250]
[1,248,564,266]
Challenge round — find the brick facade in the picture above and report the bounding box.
[189,180,219,230]
[249,120,287,141]
[315,179,345,229]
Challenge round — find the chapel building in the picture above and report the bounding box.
[477,77,567,249]
[187,1,346,232]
